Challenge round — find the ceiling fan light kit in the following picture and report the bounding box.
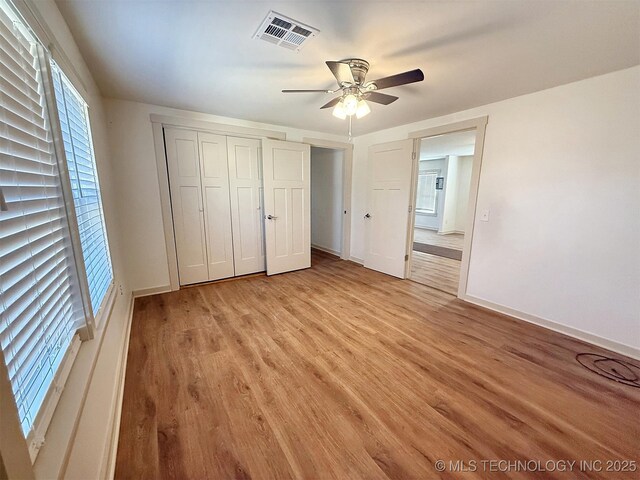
[355,99,371,119]
[283,58,424,134]
[332,100,347,119]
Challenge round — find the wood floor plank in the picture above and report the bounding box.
[410,250,460,295]
[115,252,640,479]
[413,229,465,250]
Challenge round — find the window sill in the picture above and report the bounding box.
[415,210,438,217]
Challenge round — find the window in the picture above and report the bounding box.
[0,0,112,461]
[0,1,83,453]
[50,63,113,314]
[416,169,439,214]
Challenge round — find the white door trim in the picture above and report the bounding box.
[302,137,353,260]
[151,115,287,291]
[407,116,489,298]
[150,114,286,141]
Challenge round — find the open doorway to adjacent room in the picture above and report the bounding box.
[308,142,352,265]
[409,129,476,294]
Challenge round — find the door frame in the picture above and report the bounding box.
[302,137,353,261]
[150,114,286,292]
[407,116,488,298]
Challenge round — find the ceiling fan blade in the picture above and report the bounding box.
[320,97,341,109]
[364,91,399,105]
[282,89,333,93]
[326,61,355,85]
[368,69,424,90]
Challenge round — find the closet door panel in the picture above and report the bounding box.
[198,132,235,280]
[164,128,208,285]
[227,137,265,275]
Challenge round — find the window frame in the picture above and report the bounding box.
[415,168,441,216]
[47,60,114,328]
[0,2,88,462]
[0,0,115,466]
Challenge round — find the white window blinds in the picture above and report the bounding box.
[50,63,112,314]
[416,170,438,214]
[0,1,82,442]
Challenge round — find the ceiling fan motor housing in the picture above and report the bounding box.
[342,58,370,86]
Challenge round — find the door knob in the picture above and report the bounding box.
[364,213,371,219]
[266,214,277,220]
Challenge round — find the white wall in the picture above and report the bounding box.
[105,98,349,292]
[440,155,460,234]
[311,147,344,255]
[438,154,473,235]
[13,1,133,479]
[352,66,640,354]
[454,156,473,232]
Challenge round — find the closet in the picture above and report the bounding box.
[164,127,265,285]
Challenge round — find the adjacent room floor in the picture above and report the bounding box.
[413,228,464,250]
[115,251,639,479]
[410,251,460,295]
[411,229,464,294]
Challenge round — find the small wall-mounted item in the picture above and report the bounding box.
[435,177,445,190]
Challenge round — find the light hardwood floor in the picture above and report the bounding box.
[413,228,464,250]
[410,251,460,295]
[115,251,640,479]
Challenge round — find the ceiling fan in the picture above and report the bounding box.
[282,59,424,120]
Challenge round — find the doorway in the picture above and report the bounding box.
[304,138,353,263]
[410,130,476,294]
[310,146,344,258]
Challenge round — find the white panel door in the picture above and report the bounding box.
[227,137,265,275]
[262,139,311,275]
[364,139,414,278]
[198,132,235,281]
[165,128,208,285]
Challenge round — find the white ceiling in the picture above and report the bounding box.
[420,130,476,158]
[55,0,640,136]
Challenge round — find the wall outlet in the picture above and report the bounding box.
[480,209,490,222]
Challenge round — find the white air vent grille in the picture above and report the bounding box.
[254,11,318,52]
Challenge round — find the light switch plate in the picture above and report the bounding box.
[480,209,490,222]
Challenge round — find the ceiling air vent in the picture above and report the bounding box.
[254,11,318,52]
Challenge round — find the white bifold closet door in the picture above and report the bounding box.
[165,128,234,285]
[165,128,208,284]
[227,137,265,275]
[199,132,235,280]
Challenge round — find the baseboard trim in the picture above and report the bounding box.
[103,294,135,479]
[349,256,364,265]
[461,294,640,360]
[311,244,341,257]
[132,285,172,298]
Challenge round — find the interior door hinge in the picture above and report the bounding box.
[404,254,409,261]
[408,205,412,213]
[412,151,416,160]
